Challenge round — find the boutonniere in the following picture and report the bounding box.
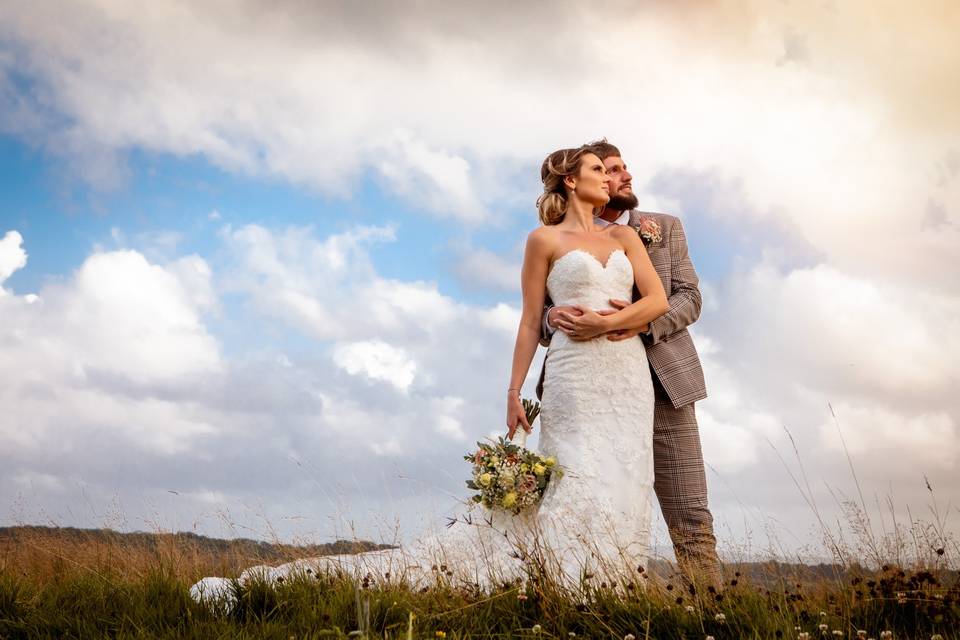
[636,216,662,246]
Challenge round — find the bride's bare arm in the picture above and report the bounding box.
[506,228,551,438]
[563,227,668,338]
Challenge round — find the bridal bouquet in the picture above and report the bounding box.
[463,398,559,514]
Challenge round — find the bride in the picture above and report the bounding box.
[190,146,668,604]
[501,145,668,587]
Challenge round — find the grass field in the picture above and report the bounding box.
[1,522,957,639]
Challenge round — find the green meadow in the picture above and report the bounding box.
[1,521,956,639]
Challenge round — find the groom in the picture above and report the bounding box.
[537,139,722,591]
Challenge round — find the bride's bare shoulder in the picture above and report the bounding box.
[526,225,559,248]
[608,223,642,248]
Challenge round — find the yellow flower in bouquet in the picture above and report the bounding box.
[479,473,492,487]
[532,463,546,476]
[501,492,518,509]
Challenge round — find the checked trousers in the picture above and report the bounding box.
[651,370,723,591]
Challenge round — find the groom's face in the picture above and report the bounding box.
[603,156,639,211]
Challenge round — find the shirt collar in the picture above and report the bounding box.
[594,210,631,227]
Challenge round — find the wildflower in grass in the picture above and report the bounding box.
[832,631,843,637]
[820,611,828,617]
[517,593,528,601]
[625,635,636,640]
[931,636,943,640]
[799,634,811,640]
[819,624,829,633]
[857,632,867,639]
[569,633,576,638]
[532,624,542,634]
[435,632,446,639]
[685,605,695,613]
[706,636,715,640]
[714,613,726,622]
[879,633,892,640]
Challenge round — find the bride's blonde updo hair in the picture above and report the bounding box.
[537,146,594,226]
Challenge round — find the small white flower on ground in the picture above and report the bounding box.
[820,611,827,617]
[714,613,726,622]
[532,624,541,633]
[706,636,715,640]
[832,631,843,637]
[819,624,829,632]
[624,635,636,640]
[685,605,695,613]
[799,634,811,640]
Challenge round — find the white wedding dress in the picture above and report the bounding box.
[191,248,655,604]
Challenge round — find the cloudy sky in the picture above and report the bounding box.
[1,1,958,560]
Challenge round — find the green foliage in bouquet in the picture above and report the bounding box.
[521,397,540,425]
[462,398,559,514]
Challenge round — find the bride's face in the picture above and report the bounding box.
[570,153,611,207]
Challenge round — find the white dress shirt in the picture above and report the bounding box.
[593,210,631,228]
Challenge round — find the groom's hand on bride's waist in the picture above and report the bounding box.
[547,305,582,334]
[551,300,649,342]
[555,305,613,341]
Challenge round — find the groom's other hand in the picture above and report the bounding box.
[549,305,582,334]
[604,298,649,341]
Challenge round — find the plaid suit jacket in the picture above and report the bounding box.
[536,211,707,409]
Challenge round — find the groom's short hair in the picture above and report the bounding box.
[583,138,621,161]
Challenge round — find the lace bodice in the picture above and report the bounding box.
[547,248,633,311]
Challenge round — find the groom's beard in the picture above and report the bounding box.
[606,192,638,212]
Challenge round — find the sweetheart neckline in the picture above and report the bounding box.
[548,248,626,280]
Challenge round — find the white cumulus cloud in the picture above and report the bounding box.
[333,340,418,393]
[0,230,27,291]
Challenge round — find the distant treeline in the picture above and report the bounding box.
[0,525,397,564]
